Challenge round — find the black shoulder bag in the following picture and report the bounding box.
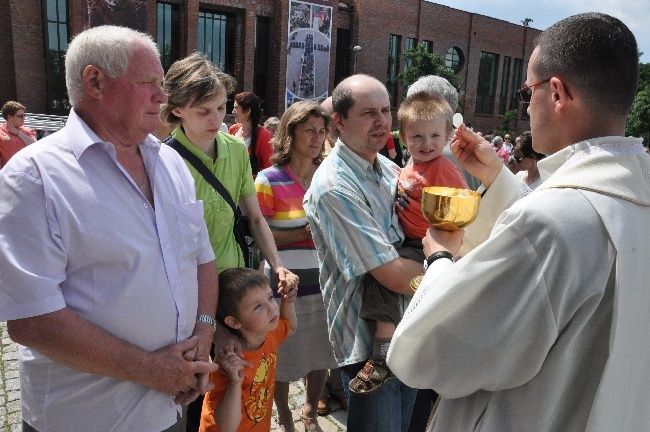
[165,136,255,267]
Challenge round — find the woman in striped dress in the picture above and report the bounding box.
[255,101,337,432]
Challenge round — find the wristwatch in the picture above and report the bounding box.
[196,314,217,332]
[423,251,455,272]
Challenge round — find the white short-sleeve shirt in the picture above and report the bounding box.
[0,110,214,431]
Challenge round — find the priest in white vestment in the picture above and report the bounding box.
[388,13,650,432]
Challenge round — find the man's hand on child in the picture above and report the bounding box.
[396,192,409,210]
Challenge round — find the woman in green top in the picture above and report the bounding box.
[160,53,298,432]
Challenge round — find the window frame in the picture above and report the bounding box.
[475,51,499,115]
[445,46,464,74]
[41,0,70,114]
[387,34,402,107]
[198,9,236,74]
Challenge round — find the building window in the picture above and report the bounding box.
[404,37,416,71]
[334,28,351,85]
[422,40,433,53]
[41,0,70,114]
[499,56,511,115]
[157,2,180,72]
[510,58,523,113]
[475,51,499,115]
[198,10,235,74]
[387,34,401,106]
[445,46,464,74]
[254,16,270,107]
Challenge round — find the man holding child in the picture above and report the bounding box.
[305,74,465,431]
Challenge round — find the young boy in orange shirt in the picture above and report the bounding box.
[199,268,297,432]
[350,93,468,394]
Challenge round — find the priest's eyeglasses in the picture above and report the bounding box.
[517,79,551,104]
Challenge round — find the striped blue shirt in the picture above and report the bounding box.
[304,141,407,366]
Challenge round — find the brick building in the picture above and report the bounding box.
[1,0,541,134]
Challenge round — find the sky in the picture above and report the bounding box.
[428,0,650,63]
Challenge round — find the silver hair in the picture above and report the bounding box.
[406,75,458,111]
[65,25,160,107]
[492,136,504,146]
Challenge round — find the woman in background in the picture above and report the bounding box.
[264,116,280,137]
[513,131,545,190]
[255,101,337,432]
[229,92,274,177]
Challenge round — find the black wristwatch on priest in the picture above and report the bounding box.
[423,250,455,272]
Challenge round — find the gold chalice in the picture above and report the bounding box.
[410,187,480,291]
[421,186,481,231]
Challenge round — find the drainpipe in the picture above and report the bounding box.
[349,5,356,76]
[463,13,474,119]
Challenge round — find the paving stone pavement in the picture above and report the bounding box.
[270,381,347,432]
[0,321,346,432]
[1,321,20,432]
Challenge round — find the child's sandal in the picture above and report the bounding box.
[349,358,395,394]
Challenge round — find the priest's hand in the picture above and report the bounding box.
[423,227,464,258]
[451,124,503,188]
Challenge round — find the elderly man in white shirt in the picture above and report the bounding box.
[389,13,650,432]
[0,26,219,432]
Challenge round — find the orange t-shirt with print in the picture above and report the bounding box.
[398,156,468,240]
[199,318,290,432]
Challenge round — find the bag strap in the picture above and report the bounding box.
[164,136,240,215]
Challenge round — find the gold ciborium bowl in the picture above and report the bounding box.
[421,186,480,231]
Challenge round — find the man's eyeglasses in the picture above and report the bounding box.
[14,114,25,118]
[517,79,551,104]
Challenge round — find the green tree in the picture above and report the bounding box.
[397,43,461,99]
[497,109,518,137]
[637,52,650,91]
[626,87,650,145]
[625,60,650,145]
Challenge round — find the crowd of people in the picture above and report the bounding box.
[473,130,547,190]
[1,11,650,432]
[289,6,311,32]
[298,34,316,99]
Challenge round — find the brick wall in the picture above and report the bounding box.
[0,0,16,107]
[350,0,539,134]
[8,0,47,113]
[3,0,539,135]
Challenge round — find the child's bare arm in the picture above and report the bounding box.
[280,292,298,338]
[214,353,251,432]
[277,273,297,337]
[214,381,242,432]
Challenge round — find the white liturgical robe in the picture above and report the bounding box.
[388,137,650,431]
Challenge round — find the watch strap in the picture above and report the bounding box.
[423,250,455,272]
[196,314,217,331]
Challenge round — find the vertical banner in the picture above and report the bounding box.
[83,0,147,32]
[286,1,332,110]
